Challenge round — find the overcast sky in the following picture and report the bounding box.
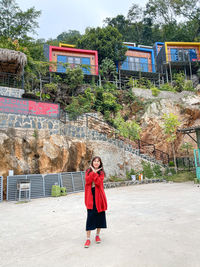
[16,0,148,40]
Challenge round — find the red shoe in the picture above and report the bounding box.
[95,235,101,243]
[84,239,91,248]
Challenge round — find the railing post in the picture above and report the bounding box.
[86,114,88,140]
[153,145,156,159]
[138,140,141,155]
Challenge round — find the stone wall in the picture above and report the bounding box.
[0,86,24,98]
[0,113,60,135]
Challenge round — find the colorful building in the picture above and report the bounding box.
[157,42,200,63]
[120,45,156,73]
[153,42,164,57]
[156,42,200,80]
[44,44,98,75]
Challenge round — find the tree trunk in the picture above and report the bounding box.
[39,73,42,101]
[172,142,177,173]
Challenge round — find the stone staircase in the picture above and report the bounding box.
[60,123,167,166]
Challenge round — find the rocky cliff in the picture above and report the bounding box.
[0,127,158,198]
[138,89,200,157]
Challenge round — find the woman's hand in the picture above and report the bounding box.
[90,166,102,173]
[96,167,102,173]
[90,165,96,173]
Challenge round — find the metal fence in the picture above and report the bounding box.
[0,176,3,202]
[6,171,86,201]
[60,171,85,193]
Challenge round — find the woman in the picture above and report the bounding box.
[84,156,107,248]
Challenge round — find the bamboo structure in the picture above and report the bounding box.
[0,48,27,75]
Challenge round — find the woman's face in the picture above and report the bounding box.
[93,158,101,169]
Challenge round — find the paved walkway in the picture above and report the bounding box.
[1,182,200,267]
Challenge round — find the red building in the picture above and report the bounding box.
[44,44,98,75]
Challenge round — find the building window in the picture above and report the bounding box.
[170,48,197,62]
[121,56,149,72]
[57,55,91,74]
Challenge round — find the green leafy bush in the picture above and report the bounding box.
[169,161,175,167]
[141,161,154,178]
[151,87,161,96]
[170,168,176,175]
[126,169,136,180]
[164,167,171,175]
[153,164,162,177]
[133,78,153,89]
[65,97,83,120]
[108,175,124,182]
[64,66,84,94]
[173,72,185,92]
[65,88,95,120]
[100,58,117,81]
[112,112,141,140]
[184,80,194,91]
[160,83,175,92]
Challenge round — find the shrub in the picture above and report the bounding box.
[184,80,194,91]
[169,161,175,167]
[160,83,175,92]
[133,78,153,89]
[100,58,117,81]
[65,97,83,120]
[141,161,154,178]
[108,175,124,182]
[164,167,171,175]
[170,168,176,175]
[173,72,185,92]
[153,164,162,177]
[151,87,161,97]
[126,169,136,180]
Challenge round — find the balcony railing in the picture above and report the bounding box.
[168,52,200,63]
[55,63,98,75]
[119,61,156,73]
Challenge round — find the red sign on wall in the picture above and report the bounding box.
[0,97,60,118]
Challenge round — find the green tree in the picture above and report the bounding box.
[64,66,84,95]
[66,88,95,120]
[0,0,41,39]
[56,30,81,44]
[94,85,121,120]
[104,15,130,39]
[162,113,181,173]
[100,58,117,82]
[113,113,141,141]
[145,0,199,24]
[77,26,127,64]
[180,142,193,156]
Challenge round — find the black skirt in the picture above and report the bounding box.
[86,187,107,231]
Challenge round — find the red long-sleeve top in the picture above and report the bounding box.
[84,169,107,213]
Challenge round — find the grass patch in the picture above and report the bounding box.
[15,201,29,204]
[108,175,124,182]
[164,171,196,183]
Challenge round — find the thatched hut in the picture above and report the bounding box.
[0,48,27,75]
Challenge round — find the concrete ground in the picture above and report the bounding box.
[1,182,200,267]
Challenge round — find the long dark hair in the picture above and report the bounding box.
[87,156,105,175]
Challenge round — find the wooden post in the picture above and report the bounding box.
[169,62,173,85]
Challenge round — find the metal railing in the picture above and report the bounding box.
[65,113,169,165]
[55,63,98,76]
[0,176,3,202]
[0,72,24,89]
[6,171,86,201]
[138,140,169,165]
[167,52,200,63]
[119,61,156,73]
[169,157,195,171]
